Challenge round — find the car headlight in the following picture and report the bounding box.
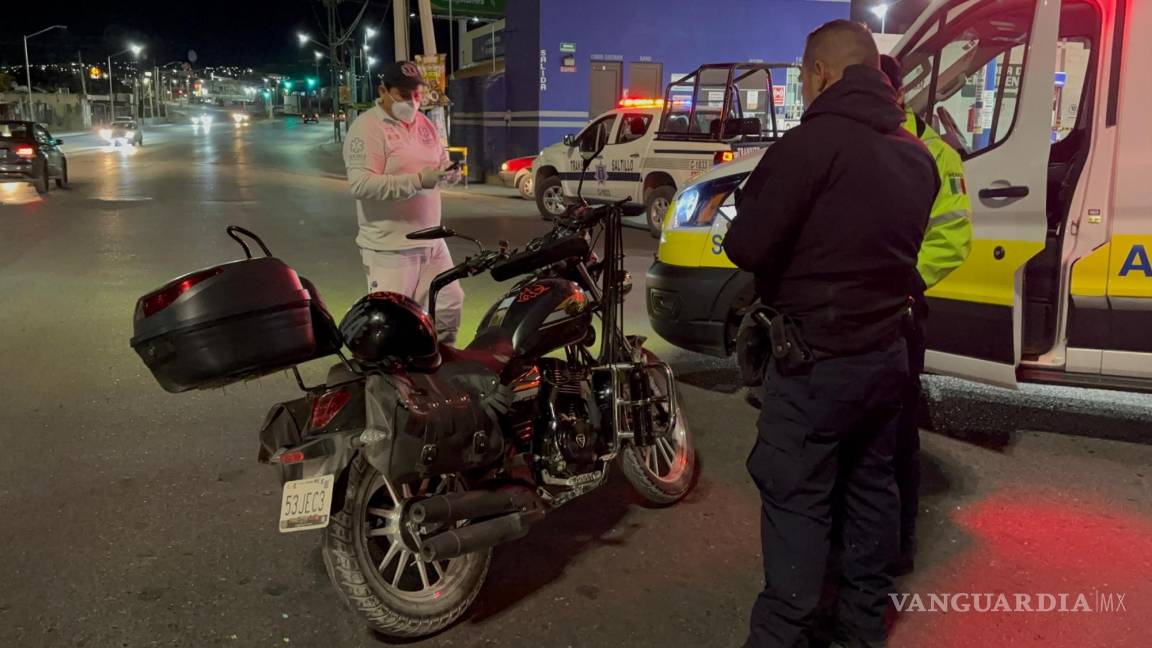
[668,173,748,229]
[500,162,509,172]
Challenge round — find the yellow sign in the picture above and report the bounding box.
[415,54,448,107]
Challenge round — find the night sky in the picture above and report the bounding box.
[4,1,931,70]
[1,0,395,68]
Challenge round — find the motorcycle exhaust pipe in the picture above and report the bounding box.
[409,488,539,527]
[419,508,545,562]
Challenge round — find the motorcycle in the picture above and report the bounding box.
[130,134,695,638]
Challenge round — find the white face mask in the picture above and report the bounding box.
[390,99,418,124]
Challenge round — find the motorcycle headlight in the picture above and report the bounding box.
[99,128,112,140]
[668,173,748,229]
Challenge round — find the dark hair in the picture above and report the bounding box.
[802,19,880,72]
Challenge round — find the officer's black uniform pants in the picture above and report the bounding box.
[745,340,907,648]
[895,305,928,555]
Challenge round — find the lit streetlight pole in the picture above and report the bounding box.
[23,24,67,120]
[364,26,377,101]
[313,51,324,113]
[366,55,378,103]
[871,3,890,35]
[108,44,143,121]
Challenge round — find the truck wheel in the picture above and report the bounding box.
[33,162,49,194]
[535,174,566,220]
[644,186,676,238]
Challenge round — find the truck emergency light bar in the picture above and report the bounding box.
[618,97,692,109]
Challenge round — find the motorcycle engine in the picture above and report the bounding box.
[538,359,605,477]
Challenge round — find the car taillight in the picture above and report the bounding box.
[310,389,352,429]
[713,150,735,165]
[15,146,35,158]
[139,268,223,317]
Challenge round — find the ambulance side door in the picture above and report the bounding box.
[896,0,1059,388]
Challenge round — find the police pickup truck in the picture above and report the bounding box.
[532,63,795,237]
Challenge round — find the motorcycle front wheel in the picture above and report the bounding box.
[322,455,491,638]
[618,350,696,505]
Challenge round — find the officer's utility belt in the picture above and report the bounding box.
[736,306,816,386]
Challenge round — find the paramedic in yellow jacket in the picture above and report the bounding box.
[881,54,973,575]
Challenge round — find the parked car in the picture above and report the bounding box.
[499,156,536,199]
[302,113,320,124]
[99,119,143,146]
[0,121,68,194]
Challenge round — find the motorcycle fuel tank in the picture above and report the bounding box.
[478,278,592,358]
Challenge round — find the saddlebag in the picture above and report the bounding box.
[130,256,339,393]
[361,361,511,483]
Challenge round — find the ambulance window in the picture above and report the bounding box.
[616,113,652,143]
[1052,39,1092,143]
[900,0,1035,160]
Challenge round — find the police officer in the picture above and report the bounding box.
[724,20,937,648]
[343,61,464,344]
[879,54,974,575]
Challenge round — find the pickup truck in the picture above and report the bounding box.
[532,62,796,236]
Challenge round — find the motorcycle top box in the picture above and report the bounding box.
[131,230,335,393]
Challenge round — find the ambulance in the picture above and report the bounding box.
[647,0,1152,390]
[531,63,796,236]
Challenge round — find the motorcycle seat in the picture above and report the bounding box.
[439,327,515,375]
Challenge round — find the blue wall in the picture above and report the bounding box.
[538,0,848,114]
[454,0,850,178]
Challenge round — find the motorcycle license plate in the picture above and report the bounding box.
[278,474,335,533]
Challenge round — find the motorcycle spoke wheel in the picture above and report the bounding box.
[360,474,460,601]
[618,350,696,505]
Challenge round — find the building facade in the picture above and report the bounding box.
[448,0,849,180]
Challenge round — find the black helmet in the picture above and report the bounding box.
[339,292,440,371]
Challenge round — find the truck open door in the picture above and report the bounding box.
[895,0,1061,388]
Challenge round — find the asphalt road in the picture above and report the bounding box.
[1,117,1150,648]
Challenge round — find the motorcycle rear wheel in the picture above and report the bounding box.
[322,455,491,638]
[618,350,696,505]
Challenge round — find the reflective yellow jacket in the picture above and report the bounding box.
[904,111,974,289]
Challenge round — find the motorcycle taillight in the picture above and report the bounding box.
[310,389,352,429]
[139,268,223,317]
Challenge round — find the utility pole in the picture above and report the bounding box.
[394,0,410,62]
[417,0,436,56]
[77,51,87,97]
[326,0,342,141]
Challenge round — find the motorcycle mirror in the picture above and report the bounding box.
[407,226,456,240]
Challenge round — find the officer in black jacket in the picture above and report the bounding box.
[724,20,938,648]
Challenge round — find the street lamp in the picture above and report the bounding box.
[365,27,378,40]
[23,24,67,120]
[365,55,378,102]
[108,44,144,121]
[298,32,325,48]
[871,3,890,34]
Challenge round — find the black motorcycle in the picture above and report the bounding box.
[130,137,695,637]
